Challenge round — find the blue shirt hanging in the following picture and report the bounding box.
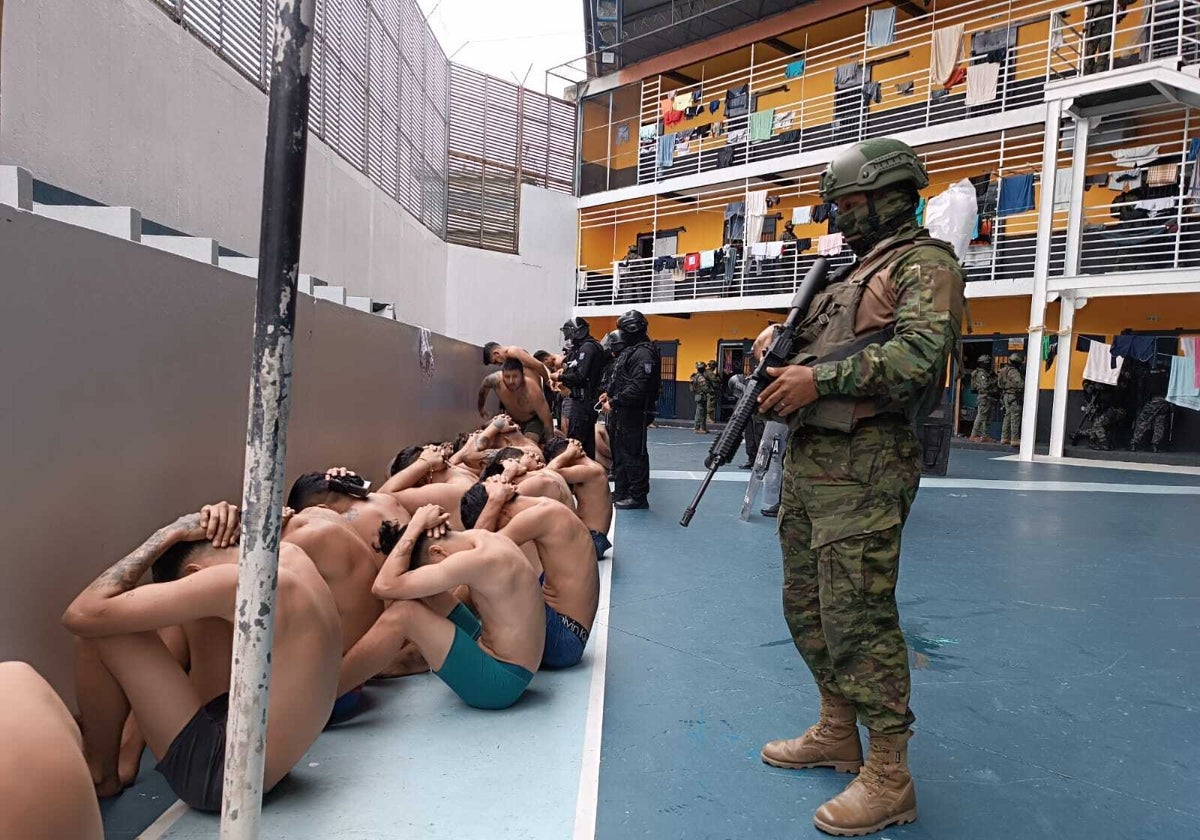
[997,174,1035,216]
[785,59,806,78]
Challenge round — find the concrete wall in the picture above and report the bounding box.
[0,205,484,700]
[0,0,575,342]
[445,185,578,352]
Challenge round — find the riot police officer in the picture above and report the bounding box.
[603,310,660,510]
[558,317,605,458]
[755,138,965,835]
[690,362,711,433]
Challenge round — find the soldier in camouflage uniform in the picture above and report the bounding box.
[968,355,998,441]
[756,138,965,836]
[1089,404,1128,450]
[998,353,1025,446]
[704,360,721,421]
[1130,396,1171,452]
[690,362,711,433]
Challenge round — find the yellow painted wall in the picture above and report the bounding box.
[585,294,1200,388]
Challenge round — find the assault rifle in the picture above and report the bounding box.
[680,258,830,527]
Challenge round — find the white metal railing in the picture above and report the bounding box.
[1047,0,1200,80]
[580,0,1200,195]
[575,247,856,308]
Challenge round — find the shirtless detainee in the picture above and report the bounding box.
[461,482,599,669]
[483,342,552,383]
[543,436,614,561]
[0,662,104,840]
[337,505,545,710]
[477,358,553,443]
[63,502,341,812]
[451,415,540,475]
[481,446,574,509]
[386,442,477,489]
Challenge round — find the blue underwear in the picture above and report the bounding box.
[542,603,589,669]
[590,529,612,561]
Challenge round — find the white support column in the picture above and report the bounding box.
[1048,113,1091,458]
[1019,100,1064,462]
[1048,293,1078,457]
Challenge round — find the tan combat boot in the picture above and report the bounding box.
[812,730,917,836]
[760,691,863,773]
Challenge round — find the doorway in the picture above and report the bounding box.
[714,338,754,422]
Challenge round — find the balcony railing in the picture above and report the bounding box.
[579,0,1200,195]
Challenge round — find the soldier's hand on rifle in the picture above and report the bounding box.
[758,365,818,417]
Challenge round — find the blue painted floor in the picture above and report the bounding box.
[101,429,1200,838]
[596,429,1200,839]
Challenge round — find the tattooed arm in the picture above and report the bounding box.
[477,372,502,418]
[62,503,241,637]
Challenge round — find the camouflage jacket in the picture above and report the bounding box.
[971,368,998,398]
[998,365,1025,396]
[690,372,711,396]
[810,224,966,413]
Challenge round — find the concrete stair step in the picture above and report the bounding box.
[142,235,219,265]
[33,203,141,241]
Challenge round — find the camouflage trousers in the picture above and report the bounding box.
[1001,393,1022,442]
[694,397,708,431]
[1090,406,1127,450]
[1131,398,1170,448]
[706,394,718,421]
[971,394,996,438]
[778,416,920,735]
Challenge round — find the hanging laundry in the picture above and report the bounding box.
[710,121,724,138]
[725,201,746,219]
[657,134,676,169]
[1192,336,1200,389]
[765,241,785,258]
[930,88,949,103]
[638,124,657,141]
[748,242,769,258]
[1146,163,1178,186]
[792,205,813,225]
[749,109,775,142]
[1107,169,1144,190]
[660,96,675,118]
[699,250,715,270]
[1134,196,1175,214]
[709,100,721,114]
[673,91,695,111]
[931,24,966,85]
[818,232,845,255]
[663,108,685,128]
[716,146,735,168]
[772,110,795,130]
[962,244,994,267]
[684,105,702,119]
[766,194,781,208]
[615,123,631,145]
[868,7,897,47]
[997,174,1035,216]
[778,129,800,144]
[812,203,831,223]
[794,237,813,251]
[1189,137,1200,161]
[1110,144,1161,168]
[785,59,806,78]
[1085,173,1109,186]
[725,85,750,118]
[972,26,1016,55]
[676,139,691,155]
[965,62,1000,105]
[1053,167,1073,210]
[863,81,882,104]
[1166,340,1200,410]
[745,190,769,245]
[834,62,864,90]
[725,128,748,145]
[1082,340,1123,385]
[1191,160,1200,197]
[1110,334,1158,365]
[683,252,701,272]
[1042,334,1059,371]
[943,65,968,89]
[895,81,915,94]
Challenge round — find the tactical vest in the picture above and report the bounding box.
[784,228,960,434]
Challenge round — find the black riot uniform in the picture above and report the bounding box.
[607,310,660,509]
[558,318,605,459]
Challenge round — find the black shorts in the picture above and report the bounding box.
[155,692,229,812]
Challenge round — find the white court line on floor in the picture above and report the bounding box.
[136,799,188,840]
[572,515,616,840]
[649,470,1200,494]
[993,453,1200,477]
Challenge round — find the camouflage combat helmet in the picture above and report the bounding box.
[977,354,992,365]
[819,138,929,202]
[695,361,706,371]
[707,360,717,369]
[1009,352,1025,366]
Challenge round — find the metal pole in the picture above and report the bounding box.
[220,0,316,837]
